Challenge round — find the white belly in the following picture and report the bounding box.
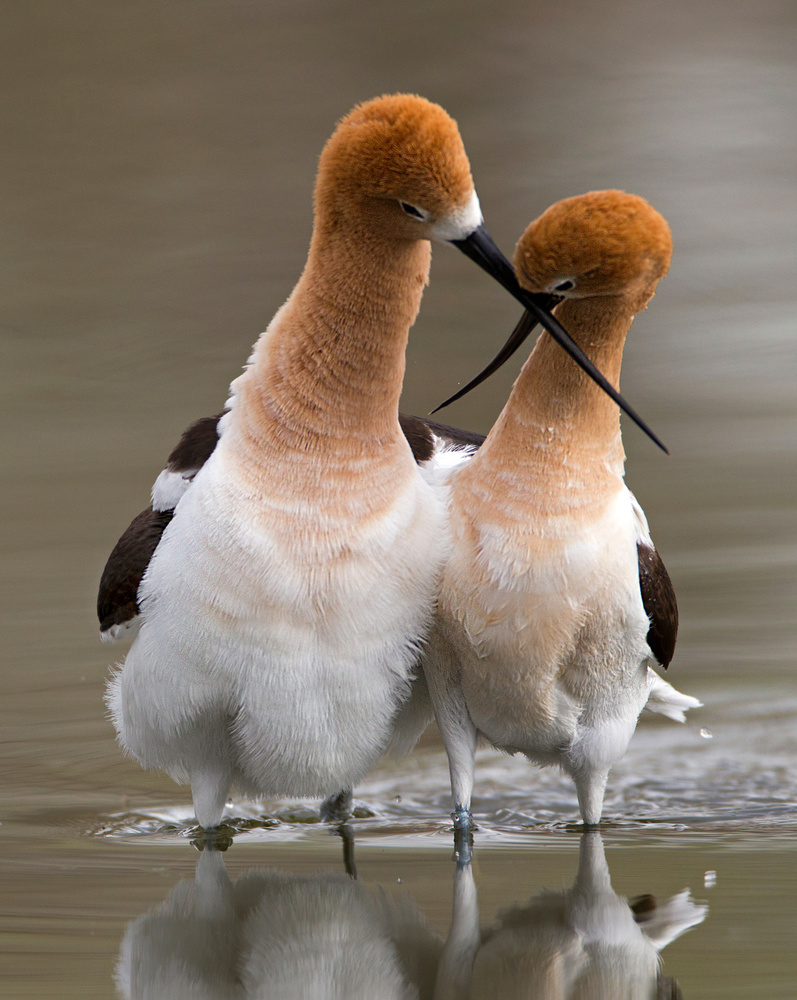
[108,446,447,798]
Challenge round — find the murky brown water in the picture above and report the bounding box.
[2,1,796,996]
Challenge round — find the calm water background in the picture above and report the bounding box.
[2,1,796,996]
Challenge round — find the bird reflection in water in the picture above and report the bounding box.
[115,844,442,1000]
[115,832,705,1000]
[435,832,706,1000]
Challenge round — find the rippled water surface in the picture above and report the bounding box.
[2,1,796,996]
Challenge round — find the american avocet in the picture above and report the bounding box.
[424,190,701,847]
[100,94,623,831]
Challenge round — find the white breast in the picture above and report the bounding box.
[108,439,449,800]
[435,485,652,760]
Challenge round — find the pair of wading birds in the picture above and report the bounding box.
[99,94,700,852]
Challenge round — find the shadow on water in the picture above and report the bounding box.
[115,832,704,999]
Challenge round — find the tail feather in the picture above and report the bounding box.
[634,888,708,948]
[644,669,702,723]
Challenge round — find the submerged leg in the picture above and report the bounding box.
[320,790,357,877]
[451,773,476,866]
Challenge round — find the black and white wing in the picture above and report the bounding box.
[97,414,223,642]
[398,412,484,471]
[630,493,700,722]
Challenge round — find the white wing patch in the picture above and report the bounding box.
[151,468,195,512]
[417,436,478,487]
[628,490,653,546]
[100,618,143,644]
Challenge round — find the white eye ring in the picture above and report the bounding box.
[399,201,430,222]
[551,278,576,293]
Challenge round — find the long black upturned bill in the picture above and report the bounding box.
[448,225,669,454]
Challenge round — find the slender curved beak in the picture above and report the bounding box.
[447,224,669,454]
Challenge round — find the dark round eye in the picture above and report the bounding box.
[553,279,575,292]
[399,201,425,220]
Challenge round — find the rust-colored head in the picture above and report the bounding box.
[513,190,672,309]
[315,94,480,240]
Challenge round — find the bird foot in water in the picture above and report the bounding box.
[190,824,235,852]
[320,788,353,825]
[452,806,474,866]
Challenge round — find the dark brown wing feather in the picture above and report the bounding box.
[398,412,485,462]
[165,413,224,473]
[637,542,679,669]
[97,508,174,632]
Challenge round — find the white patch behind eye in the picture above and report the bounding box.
[428,189,483,243]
